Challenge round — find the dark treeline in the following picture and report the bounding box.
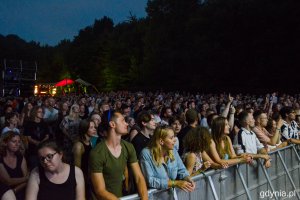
[1,0,300,93]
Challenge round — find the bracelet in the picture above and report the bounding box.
[230,112,235,114]
[172,180,175,188]
[276,128,280,131]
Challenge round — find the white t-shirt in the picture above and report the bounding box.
[236,127,264,154]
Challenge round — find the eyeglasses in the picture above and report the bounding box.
[39,152,57,163]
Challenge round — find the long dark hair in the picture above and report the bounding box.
[30,105,43,121]
[211,116,227,154]
[78,119,94,141]
[183,127,211,153]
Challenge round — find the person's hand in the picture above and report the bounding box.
[264,96,270,105]
[175,179,195,192]
[185,177,196,190]
[220,161,229,169]
[262,154,271,161]
[228,94,233,103]
[203,161,211,170]
[229,105,236,115]
[276,119,284,129]
[264,159,271,168]
[241,154,253,164]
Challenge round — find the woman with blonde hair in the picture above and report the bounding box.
[59,104,81,143]
[139,126,195,192]
[59,104,81,163]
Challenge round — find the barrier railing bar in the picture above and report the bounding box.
[121,145,300,200]
[258,159,279,200]
[292,145,300,162]
[277,151,300,199]
[268,144,295,154]
[236,165,253,200]
[207,176,219,200]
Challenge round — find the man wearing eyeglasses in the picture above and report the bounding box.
[89,110,148,200]
[280,106,300,145]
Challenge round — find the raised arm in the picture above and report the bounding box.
[221,94,233,118]
[228,106,236,132]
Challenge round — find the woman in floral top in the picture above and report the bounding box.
[182,127,219,176]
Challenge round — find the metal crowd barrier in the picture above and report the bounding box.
[121,144,300,200]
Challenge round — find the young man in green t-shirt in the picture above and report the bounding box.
[89,110,148,200]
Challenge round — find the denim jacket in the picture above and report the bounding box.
[139,148,189,189]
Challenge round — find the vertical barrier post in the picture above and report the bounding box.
[236,165,253,200]
[292,145,300,162]
[258,160,278,200]
[207,176,219,200]
[277,151,300,199]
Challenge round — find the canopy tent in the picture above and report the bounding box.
[75,78,99,93]
[54,78,99,94]
[55,79,74,87]
[75,78,91,86]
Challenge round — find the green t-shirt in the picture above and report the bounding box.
[89,139,138,198]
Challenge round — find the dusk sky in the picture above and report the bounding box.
[0,0,148,46]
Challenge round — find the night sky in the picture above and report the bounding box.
[0,0,148,46]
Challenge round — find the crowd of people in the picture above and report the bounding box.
[0,91,300,200]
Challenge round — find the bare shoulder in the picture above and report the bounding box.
[225,135,232,142]
[186,152,196,160]
[31,167,39,176]
[29,167,40,183]
[74,166,84,176]
[73,142,84,152]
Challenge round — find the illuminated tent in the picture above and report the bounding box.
[75,78,91,86]
[54,78,98,94]
[75,78,99,93]
[55,79,74,87]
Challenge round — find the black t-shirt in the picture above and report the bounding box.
[0,154,24,178]
[38,165,76,200]
[0,183,10,199]
[131,132,150,158]
[177,125,194,156]
[23,120,49,155]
